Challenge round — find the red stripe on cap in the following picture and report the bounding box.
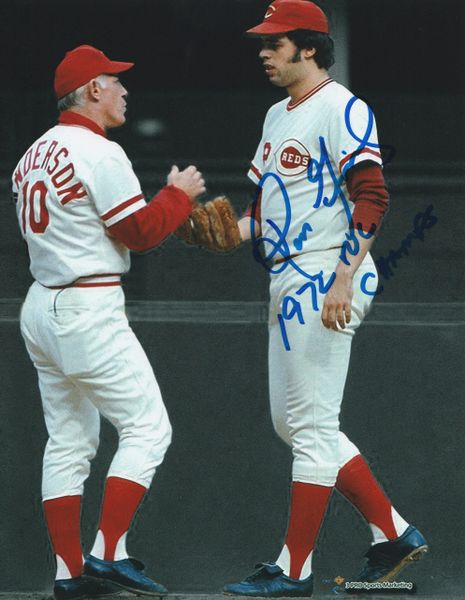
[101,194,145,222]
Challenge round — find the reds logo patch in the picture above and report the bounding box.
[275,139,311,176]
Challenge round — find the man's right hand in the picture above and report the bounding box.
[168,165,206,202]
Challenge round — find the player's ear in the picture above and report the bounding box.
[88,78,102,101]
[302,47,316,61]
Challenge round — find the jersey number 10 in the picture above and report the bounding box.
[21,180,50,234]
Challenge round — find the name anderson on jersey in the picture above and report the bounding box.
[13,139,87,206]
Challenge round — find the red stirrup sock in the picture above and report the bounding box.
[336,454,409,543]
[91,476,147,560]
[43,495,83,579]
[276,482,332,579]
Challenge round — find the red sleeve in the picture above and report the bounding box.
[244,189,262,223]
[346,161,389,235]
[108,185,192,252]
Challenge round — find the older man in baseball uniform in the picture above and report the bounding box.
[222,1,428,596]
[12,45,205,600]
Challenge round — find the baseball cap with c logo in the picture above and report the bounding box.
[246,0,329,36]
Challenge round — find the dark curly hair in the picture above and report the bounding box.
[286,30,335,69]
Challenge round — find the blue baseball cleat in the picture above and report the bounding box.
[223,562,314,597]
[53,575,120,600]
[84,554,167,597]
[355,525,428,584]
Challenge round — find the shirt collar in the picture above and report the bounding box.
[287,78,334,111]
[58,110,107,138]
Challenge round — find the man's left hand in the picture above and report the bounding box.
[321,272,353,331]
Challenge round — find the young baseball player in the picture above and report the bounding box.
[12,45,205,600]
[222,1,428,596]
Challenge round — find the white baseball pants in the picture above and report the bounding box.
[20,282,172,501]
[268,249,377,486]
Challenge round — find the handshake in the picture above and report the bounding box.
[176,195,242,253]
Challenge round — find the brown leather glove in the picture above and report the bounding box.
[175,196,242,252]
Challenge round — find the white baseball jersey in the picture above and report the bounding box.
[12,123,147,286]
[248,78,383,256]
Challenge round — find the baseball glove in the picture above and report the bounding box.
[175,196,242,252]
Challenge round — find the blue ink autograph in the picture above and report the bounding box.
[250,95,381,350]
[308,96,376,221]
[293,222,312,251]
[375,204,438,289]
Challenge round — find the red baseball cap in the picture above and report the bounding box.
[246,0,329,36]
[54,45,134,99]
